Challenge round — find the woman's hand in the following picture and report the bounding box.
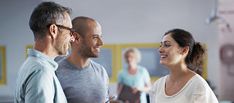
[132,87,140,94]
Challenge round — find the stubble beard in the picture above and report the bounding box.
[81,46,98,58]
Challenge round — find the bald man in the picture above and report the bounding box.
[55,16,109,103]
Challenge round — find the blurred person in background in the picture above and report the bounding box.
[117,48,151,103]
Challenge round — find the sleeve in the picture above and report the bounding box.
[192,80,219,103]
[149,81,158,103]
[192,93,207,103]
[101,66,110,103]
[25,68,55,103]
[142,67,151,85]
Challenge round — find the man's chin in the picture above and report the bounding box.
[90,54,99,58]
[91,55,98,58]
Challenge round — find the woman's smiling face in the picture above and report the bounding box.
[159,33,184,67]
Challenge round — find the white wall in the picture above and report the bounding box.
[0,0,41,97]
[0,0,220,99]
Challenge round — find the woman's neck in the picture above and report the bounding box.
[168,63,191,80]
[128,64,137,75]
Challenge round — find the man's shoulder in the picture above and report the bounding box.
[18,59,54,83]
[90,60,105,70]
[56,57,72,70]
[55,55,67,63]
[23,57,49,72]
[90,60,109,78]
[56,58,73,75]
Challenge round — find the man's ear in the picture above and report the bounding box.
[48,24,58,40]
[72,32,81,43]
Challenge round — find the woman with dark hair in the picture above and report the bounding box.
[149,29,218,103]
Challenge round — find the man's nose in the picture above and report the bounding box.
[98,38,104,46]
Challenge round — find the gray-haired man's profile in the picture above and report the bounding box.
[15,2,74,103]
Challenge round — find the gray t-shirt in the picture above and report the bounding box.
[55,58,109,103]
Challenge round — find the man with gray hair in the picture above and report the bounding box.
[15,2,74,103]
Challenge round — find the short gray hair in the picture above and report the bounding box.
[124,48,141,63]
[29,1,71,39]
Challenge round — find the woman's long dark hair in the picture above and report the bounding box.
[164,29,206,74]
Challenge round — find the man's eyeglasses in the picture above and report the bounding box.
[47,24,74,34]
[55,24,74,34]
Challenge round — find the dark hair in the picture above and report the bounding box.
[72,16,96,37]
[164,29,206,73]
[29,1,71,39]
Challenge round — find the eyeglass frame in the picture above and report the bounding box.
[47,24,75,34]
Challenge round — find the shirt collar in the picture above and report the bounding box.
[27,49,58,70]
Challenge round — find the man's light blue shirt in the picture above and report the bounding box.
[14,49,67,103]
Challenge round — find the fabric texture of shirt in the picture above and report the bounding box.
[118,65,150,103]
[55,58,109,103]
[14,49,67,103]
[149,74,218,103]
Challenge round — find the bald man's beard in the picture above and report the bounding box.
[79,44,99,58]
